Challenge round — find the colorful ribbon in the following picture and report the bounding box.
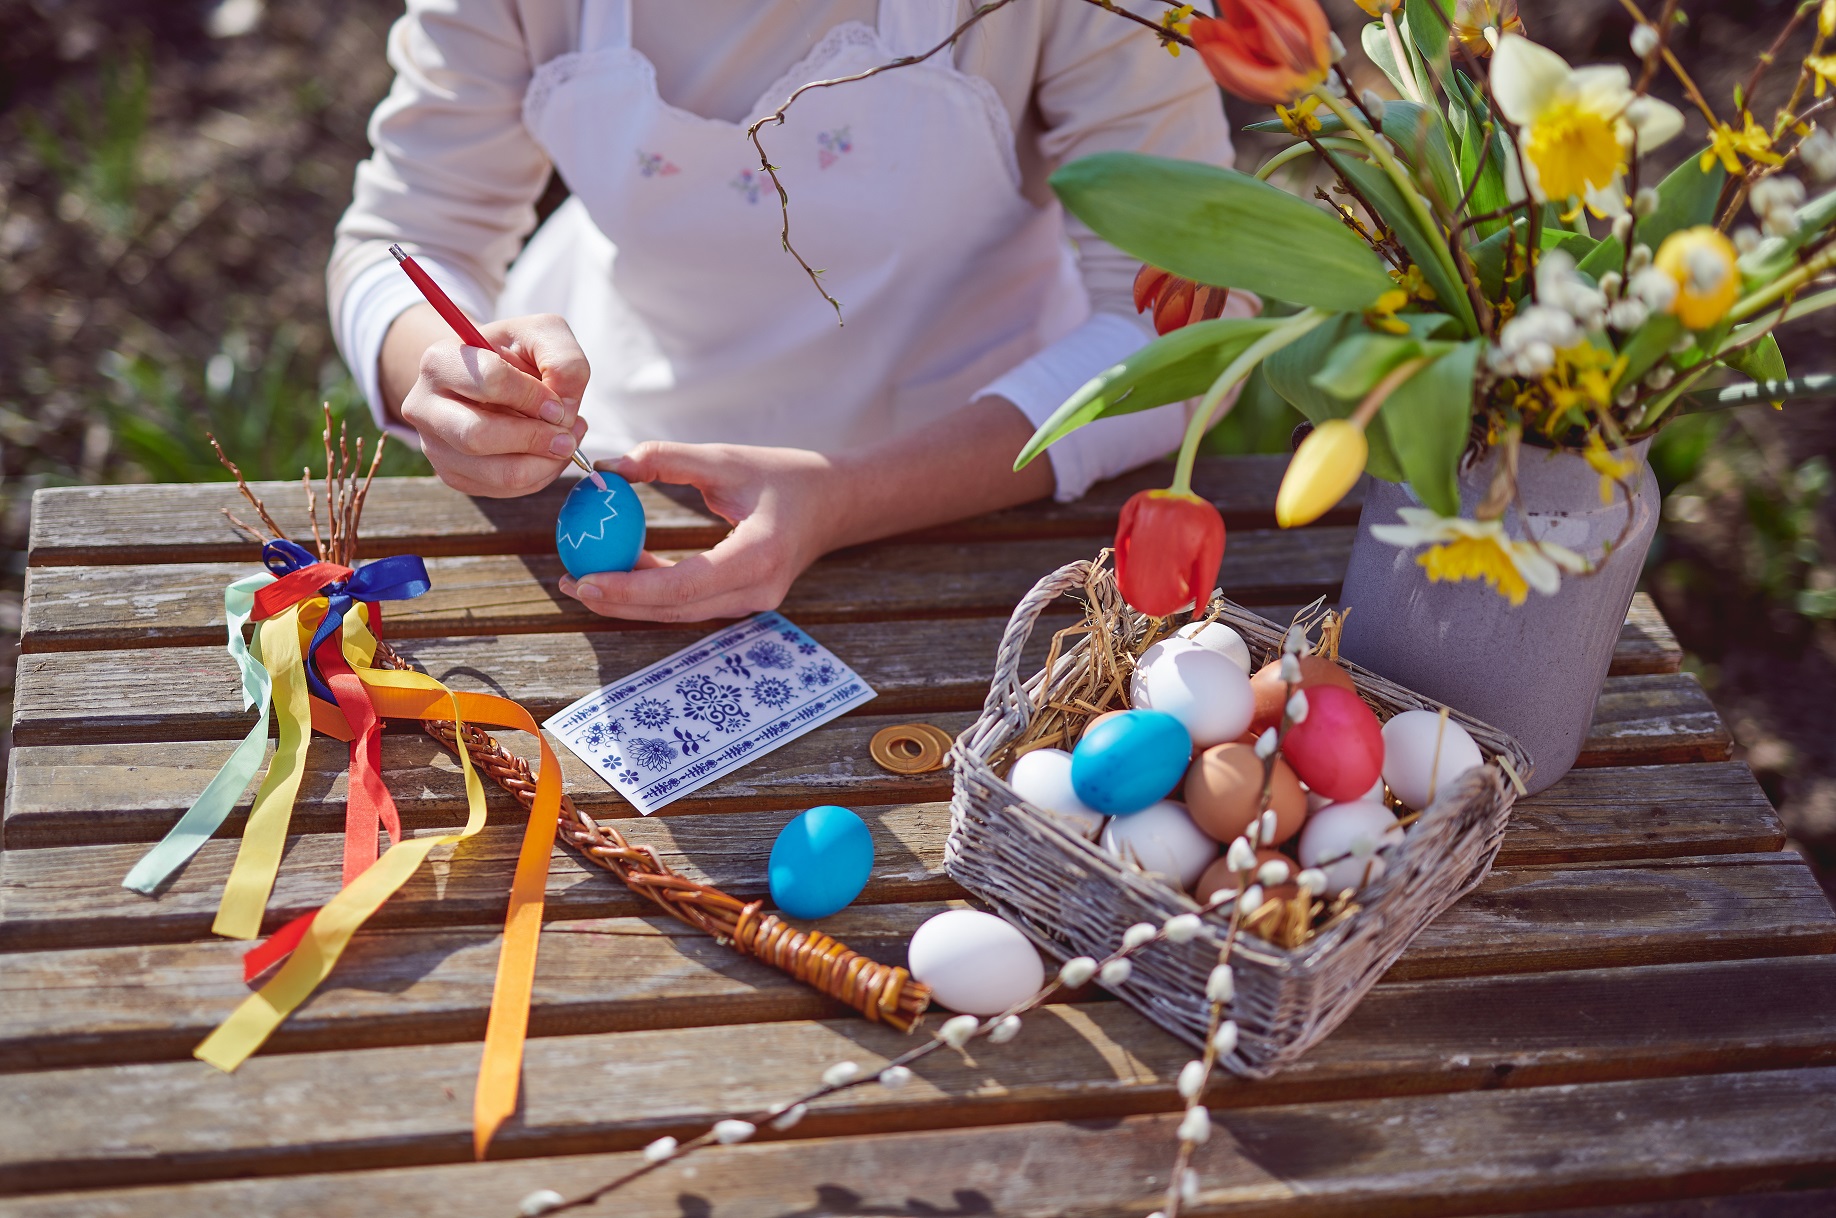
[179,551,557,1159]
[122,571,278,894]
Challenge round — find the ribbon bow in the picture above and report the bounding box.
[254,538,431,703]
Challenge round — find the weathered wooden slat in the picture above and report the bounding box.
[4,769,1829,961]
[1,968,1833,1195]
[19,529,1354,653]
[7,618,1723,759]
[6,856,1830,1075]
[6,618,1043,747]
[11,1070,1836,1214]
[25,457,1362,568]
[0,689,1780,862]
[1616,591,1685,675]
[0,713,972,848]
[1576,671,1734,768]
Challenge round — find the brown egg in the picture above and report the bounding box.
[1248,654,1359,736]
[1184,742,1307,844]
[1194,847,1299,904]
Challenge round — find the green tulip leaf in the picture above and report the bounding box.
[1013,316,1282,470]
[1330,154,1479,336]
[1313,333,1428,399]
[1613,313,1685,390]
[1718,330,1789,404]
[1375,339,1480,518]
[1050,153,1395,313]
[1264,314,1408,482]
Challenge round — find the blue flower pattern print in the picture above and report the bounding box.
[745,641,794,670]
[676,673,750,733]
[751,676,794,710]
[628,737,677,772]
[630,698,673,730]
[546,613,876,814]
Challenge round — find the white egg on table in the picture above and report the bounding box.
[1006,747,1104,838]
[1381,710,1484,810]
[1177,620,1252,673]
[1305,774,1384,814]
[1100,799,1219,891]
[1129,641,1254,748]
[1298,800,1404,895]
[907,909,1046,1016]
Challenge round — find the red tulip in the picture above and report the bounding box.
[1134,264,1231,336]
[1115,489,1227,617]
[1190,0,1333,108]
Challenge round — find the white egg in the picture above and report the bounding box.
[1177,620,1252,673]
[907,909,1046,1016]
[1381,710,1484,810]
[1007,747,1105,838]
[1100,799,1219,890]
[1298,800,1403,895]
[1305,775,1384,814]
[1131,642,1254,748]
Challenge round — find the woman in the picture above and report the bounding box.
[331,0,1240,622]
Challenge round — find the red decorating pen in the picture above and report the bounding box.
[388,244,606,490]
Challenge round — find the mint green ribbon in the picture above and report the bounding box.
[123,570,278,895]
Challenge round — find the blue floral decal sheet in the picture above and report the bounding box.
[543,612,877,814]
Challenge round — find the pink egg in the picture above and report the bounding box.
[1278,685,1384,803]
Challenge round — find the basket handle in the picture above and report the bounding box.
[970,559,1095,752]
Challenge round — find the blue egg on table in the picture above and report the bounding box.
[555,473,647,579]
[769,805,875,920]
[1071,709,1192,816]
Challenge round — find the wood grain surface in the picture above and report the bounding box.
[6,460,1822,1218]
[25,457,1363,567]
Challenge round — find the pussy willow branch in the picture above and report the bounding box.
[746,0,1195,317]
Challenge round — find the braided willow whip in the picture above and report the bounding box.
[373,636,931,1030]
[213,421,930,1033]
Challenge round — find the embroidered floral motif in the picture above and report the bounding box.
[628,737,678,771]
[676,673,751,733]
[817,126,853,169]
[730,169,765,204]
[751,676,795,710]
[636,150,680,178]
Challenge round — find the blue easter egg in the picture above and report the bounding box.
[1071,710,1192,815]
[555,473,647,579]
[769,805,875,920]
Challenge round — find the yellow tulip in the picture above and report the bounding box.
[1654,226,1741,330]
[1276,419,1368,527]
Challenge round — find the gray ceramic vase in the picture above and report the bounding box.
[1338,439,1659,795]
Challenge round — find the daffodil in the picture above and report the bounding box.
[1452,0,1523,58]
[1700,113,1785,174]
[1277,419,1368,527]
[1490,34,1684,215]
[1583,433,1639,504]
[1654,226,1741,329]
[1371,508,1587,605]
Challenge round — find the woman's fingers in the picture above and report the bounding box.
[403,393,580,462]
[420,417,586,498]
[485,313,591,412]
[417,338,563,421]
[559,525,788,621]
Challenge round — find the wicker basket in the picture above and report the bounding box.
[946,558,1534,1075]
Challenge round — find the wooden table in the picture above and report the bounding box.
[5,455,1835,1217]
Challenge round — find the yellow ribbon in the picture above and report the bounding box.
[195,603,560,1159]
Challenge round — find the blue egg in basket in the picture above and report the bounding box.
[555,473,646,578]
[769,805,875,920]
[1071,709,1192,816]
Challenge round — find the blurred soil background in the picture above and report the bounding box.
[1,0,1832,887]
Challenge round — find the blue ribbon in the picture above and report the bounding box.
[261,539,432,702]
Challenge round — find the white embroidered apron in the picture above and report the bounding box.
[503,0,1088,461]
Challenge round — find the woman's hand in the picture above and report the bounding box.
[382,305,591,498]
[559,442,845,623]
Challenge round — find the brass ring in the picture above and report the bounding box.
[870,724,948,774]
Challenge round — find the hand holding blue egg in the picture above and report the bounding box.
[555,471,647,578]
[769,805,875,920]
